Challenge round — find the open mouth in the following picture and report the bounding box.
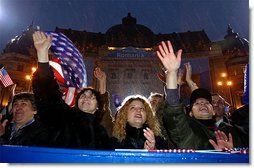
[82,101,90,106]
[134,114,142,118]
[199,107,209,113]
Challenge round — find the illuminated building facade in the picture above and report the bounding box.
[0,13,248,112]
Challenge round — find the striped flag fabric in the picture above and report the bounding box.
[0,67,14,87]
[45,31,87,107]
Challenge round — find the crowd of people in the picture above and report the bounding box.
[0,31,249,151]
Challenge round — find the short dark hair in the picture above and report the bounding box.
[12,92,37,111]
[75,87,101,109]
[211,93,230,106]
[75,87,103,120]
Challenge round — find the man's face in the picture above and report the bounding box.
[212,95,225,117]
[127,100,147,128]
[149,96,162,112]
[77,90,98,114]
[12,99,36,126]
[190,98,214,119]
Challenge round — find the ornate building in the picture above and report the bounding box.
[0,13,248,112]
[209,25,249,108]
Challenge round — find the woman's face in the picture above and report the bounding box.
[127,100,147,128]
[77,90,98,114]
[190,98,214,119]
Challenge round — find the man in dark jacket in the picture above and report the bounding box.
[32,31,109,149]
[0,92,50,146]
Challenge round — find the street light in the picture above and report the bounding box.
[217,81,223,86]
[25,67,37,91]
[217,73,234,107]
[221,73,227,77]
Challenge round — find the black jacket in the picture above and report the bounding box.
[32,63,109,149]
[110,124,168,149]
[0,120,50,147]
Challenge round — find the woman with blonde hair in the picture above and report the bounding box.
[110,95,168,150]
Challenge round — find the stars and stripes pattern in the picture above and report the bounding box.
[45,31,87,107]
[0,67,14,87]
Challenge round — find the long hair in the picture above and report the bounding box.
[112,94,162,142]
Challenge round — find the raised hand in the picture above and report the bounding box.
[94,67,106,94]
[209,130,233,150]
[156,41,182,89]
[143,127,156,150]
[94,67,106,82]
[32,31,52,63]
[177,68,185,86]
[184,62,198,91]
[156,41,182,74]
[185,62,192,82]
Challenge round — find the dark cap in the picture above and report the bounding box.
[190,88,212,106]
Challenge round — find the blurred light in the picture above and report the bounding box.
[108,47,116,50]
[25,75,31,80]
[31,67,37,73]
[217,81,223,86]
[2,101,8,106]
[144,48,152,51]
[221,73,227,77]
[227,81,232,86]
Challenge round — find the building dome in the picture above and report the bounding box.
[105,13,156,48]
[222,24,249,57]
[3,25,39,55]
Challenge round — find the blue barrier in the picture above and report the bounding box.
[0,145,249,163]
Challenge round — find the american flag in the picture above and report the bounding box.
[0,67,14,87]
[45,31,87,107]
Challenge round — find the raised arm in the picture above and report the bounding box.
[32,31,72,126]
[94,67,114,136]
[94,67,106,94]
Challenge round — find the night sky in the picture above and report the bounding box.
[0,0,250,52]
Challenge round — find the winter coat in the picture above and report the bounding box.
[32,63,110,149]
[0,120,50,147]
[163,89,244,149]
